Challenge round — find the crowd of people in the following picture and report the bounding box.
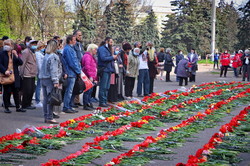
[0,32,249,124]
[214,49,250,80]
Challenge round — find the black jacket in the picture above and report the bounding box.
[0,50,23,88]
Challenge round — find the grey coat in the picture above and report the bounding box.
[164,53,174,72]
[176,58,189,78]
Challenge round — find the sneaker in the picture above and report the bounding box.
[35,102,43,108]
[16,108,26,112]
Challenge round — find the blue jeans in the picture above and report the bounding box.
[35,78,41,103]
[137,69,150,96]
[63,77,76,110]
[41,79,54,120]
[99,72,111,105]
[83,87,93,105]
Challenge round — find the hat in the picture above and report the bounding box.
[28,40,38,46]
[1,36,9,40]
[37,41,46,48]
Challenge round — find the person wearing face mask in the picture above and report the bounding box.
[219,50,230,77]
[0,39,26,113]
[24,36,32,48]
[35,41,46,108]
[19,40,38,110]
[125,47,139,99]
[98,37,117,107]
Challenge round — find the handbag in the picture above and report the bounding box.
[80,71,93,92]
[0,54,15,85]
[73,76,86,95]
[48,88,62,106]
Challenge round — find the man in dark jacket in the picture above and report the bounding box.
[98,37,117,107]
[73,30,85,107]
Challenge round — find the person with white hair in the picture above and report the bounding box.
[81,44,98,110]
[241,49,250,81]
[125,47,139,99]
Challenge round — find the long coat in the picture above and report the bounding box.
[0,50,23,88]
[164,53,174,72]
[187,53,198,75]
[148,55,158,78]
[176,58,189,78]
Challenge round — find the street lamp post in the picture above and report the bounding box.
[211,0,216,57]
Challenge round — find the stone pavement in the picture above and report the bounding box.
[0,64,248,166]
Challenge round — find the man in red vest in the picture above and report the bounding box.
[220,50,230,77]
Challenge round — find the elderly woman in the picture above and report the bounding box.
[164,48,174,82]
[40,40,62,124]
[0,39,25,113]
[81,44,98,110]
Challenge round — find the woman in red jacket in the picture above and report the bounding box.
[220,50,230,77]
[232,51,241,77]
[81,44,98,110]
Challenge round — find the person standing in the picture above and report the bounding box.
[176,58,189,86]
[19,40,38,109]
[0,39,26,113]
[241,49,250,81]
[175,50,184,81]
[157,48,165,80]
[147,42,158,94]
[98,37,117,107]
[213,50,220,69]
[62,35,81,113]
[231,51,241,78]
[73,30,85,107]
[164,48,175,82]
[125,48,139,99]
[220,50,230,77]
[35,41,46,108]
[238,50,243,75]
[81,44,98,110]
[137,46,150,97]
[40,40,62,124]
[187,49,198,82]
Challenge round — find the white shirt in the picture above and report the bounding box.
[138,50,149,70]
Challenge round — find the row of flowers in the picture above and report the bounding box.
[104,87,250,165]
[0,81,234,152]
[0,81,248,165]
[177,106,250,166]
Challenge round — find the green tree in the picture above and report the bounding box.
[161,0,212,55]
[236,0,250,50]
[216,1,239,52]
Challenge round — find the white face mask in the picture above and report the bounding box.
[3,45,12,52]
